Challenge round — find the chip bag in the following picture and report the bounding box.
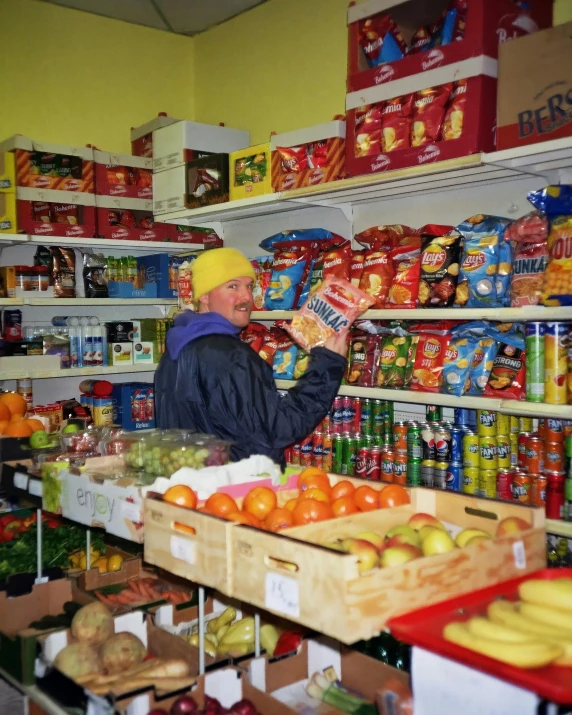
[381,95,414,153]
[359,247,394,308]
[404,334,419,387]
[241,322,268,354]
[441,335,478,396]
[351,249,366,287]
[408,25,432,53]
[419,234,461,307]
[483,333,526,400]
[258,329,281,366]
[286,276,374,351]
[441,79,467,141]
[346,334,380,387]
[355,224,419,249]
[411,84,452,147]
[385,335,413,389]
[273,336,298,380]
[355,104,383,158]
[358,14,406,67]
[276,146,308,173]
[466,337,498,396]
[251,256,273,310]
[310,242,352,296]
[410,333,450,393]
[294,349,310,379]
[265,244,314,310]
[386,245,421,308]
[259,228,345,252]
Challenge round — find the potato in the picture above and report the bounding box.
[71,602,114,647]
[54,643,102,679]
[100,632,146,674]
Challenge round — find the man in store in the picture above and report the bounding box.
[155,247,347,467]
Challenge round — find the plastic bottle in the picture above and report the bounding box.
[52,316,80,327]
[92,326,103,366]
[69,327,82,368]
[82,326,93,366]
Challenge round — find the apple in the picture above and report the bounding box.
[422,528,456,556]
[355,531,384,549]
[408,513,446,532]
[384,525,421,548]
[455,528,492,548]
[496,517,530,537]
[465,535,491,546]
[341,538,379,573]
[419,525,440,542]
[322,540,344,551]
[380,543,422,568]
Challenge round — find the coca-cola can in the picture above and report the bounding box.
[331,396,344,435]
[342,396,355,433]
[356,447,368,479]
[496,469,513,501]
[352,398,362,434]
[366,447,381,481]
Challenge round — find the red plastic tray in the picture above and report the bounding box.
[388,568,572,704]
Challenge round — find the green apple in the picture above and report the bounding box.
[62,423,81,434]
[29,430,49,449]
[384,525,421,548]
[422,528,456,556]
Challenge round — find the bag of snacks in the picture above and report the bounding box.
[506,211,549,307]
[241,322,268,354]
[467,337,498,396]
[355,104,383,158]
[259,228,344,252]
[294,349,310,379]
[359,247,394,308]
[264,243,314,310]
[483,332,526,400]
[358,14,406,67]
[441,79,467,141]
[411,84,452,147]
[409,332,450,393]
[50,246,76,298]
[381,95,414,153]
[309,242,352,296]
[346,334,380,387]
[419,234,461,307]
[286,277,373,351]
[350,249,366,287]
[386,245,421,308]
[258,328,280,366]
[273,336,298,380]
[355,224,419,249]
[251,256,273,310]
[83,252,108,298]
[441,335,478,396]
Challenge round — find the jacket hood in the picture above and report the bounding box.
[166,310,240,359]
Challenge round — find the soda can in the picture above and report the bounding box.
[331,397,344,435]
[426,405,443,422]
[392,421,407,453]
[463,468,479,495]
[312,431,323,469]
[525,322,546,403]
[322,433,333,471]
[537,419,546,442]
[450,427,464,463]
[372,400,384,436]
[300,435,313,467]
[565,478,572,521]
[342,397,354,433]
[291,444,301,466]
[545,322,568,404]
[546,418,564,443]
[380,448,394,482]
[510,416,520,435]
[496,434,512,470]
[367,447,382,481]
[530,474,547,507]
[342,434,358,476]
[358,434,374,449]
[463,432,479,468]
[455,408,476,428]
[445,462,463,491]
[510,434,518,468]
[407,459,422,487]
[434,461,449,489]
[393,453,407,485]
[356,446,368,479]
[496,469,513,500]
[512,472,532,503]
[525,435,544,474]
[546,473,566,519]
[434,427,451,463]
[477,410,497,436]
[383,400,394,427]
[545,441,565,472]
[284,446,292,464]
[421,459,435,487]
[360,399,372,436]
[321,414,331,434]
[517,432,531,469]
[421,425,436,461]
[352,398,362,435]
[479,436,498,470]
[407,423,423,460]
[495,413,510,437]
[479,470,497,499]
[519,417,533,432]
[332,435,343,474]
[567,433,572,460]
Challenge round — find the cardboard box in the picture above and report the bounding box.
[153,164,186,215]
[497,21,572,150]
[152,120,249,172]
[186,154,230,208]
[131,319,141,342]
[0,266,16,297]
[109,341,133,365]
[96,206,173,242]
[0,192,17,233]
[0,152,16,192]
[107,281,158,299]
[17,187,96,237]
[94,151,153,199]
[110,382,155,431]
[133,341,159,364]
[230,143,272,200]
[107,321,134,342]
[137,253,177,298]
[346,0,552,93]
[131,113,181,158]
[271,119,346,191]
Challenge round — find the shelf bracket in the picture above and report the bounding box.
[290,199,353,224]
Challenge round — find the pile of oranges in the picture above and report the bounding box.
[0,393,44,438]
[161,467,410,533]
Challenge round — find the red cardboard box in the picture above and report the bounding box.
[94,151,153,200]
[130,113,180,158]
[18,198,96,238]
[347,0,552,93]
[96,206,170,242]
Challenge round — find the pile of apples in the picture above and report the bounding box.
[323,513,531,573]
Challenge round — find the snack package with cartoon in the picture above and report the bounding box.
[483,330,526,400]
[386,243,422,308]
[264,243,315,310]
[234,151,268,186]
[346,333,380,387]
[273,335,298,380]
[419,233,461,307]
[286,276,374,351]
[409,332,450,393]
[441,334,479,396]
[250,256,273,310]
[506,211,549,307]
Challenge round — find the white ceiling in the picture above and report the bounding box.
[39,0,268,36]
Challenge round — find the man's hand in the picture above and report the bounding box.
[323,332,349,358]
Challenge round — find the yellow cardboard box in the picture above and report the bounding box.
[0,194,17,233]
[229,143,271,201]
[0,153,16,193]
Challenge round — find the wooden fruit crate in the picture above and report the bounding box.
[229,488,546,644]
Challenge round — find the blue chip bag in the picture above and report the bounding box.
[528,185,572,216]
[441,335,479,396]
[259,229,343,252]
[273,338,297,380]
[264,244,313,310]
[466,337,499,396]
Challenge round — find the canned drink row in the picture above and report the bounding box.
[331,397,394,437]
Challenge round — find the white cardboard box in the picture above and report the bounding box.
[133,341,157,363]
[152,165,186,215]
[130,115,180,143]
[94,150,152,170]
[0,135,93,160]
[270,120,346,151]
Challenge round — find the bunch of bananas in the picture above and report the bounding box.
[184,607,255,658]
[444,577,572,668]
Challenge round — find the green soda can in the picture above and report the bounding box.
[566,434,572,460]
[407,423,423,460]
[525,322,545,403]
[359,434,374,449]
[383,401,394,430]
[565,478,572,522]
[332,435,343,474]
[426,405,443,422]
[372,400,384,436]
[407,459,422,486]
[341,433,358,476]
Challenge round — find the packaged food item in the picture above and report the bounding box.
[355,104,382,158]
[528,185,572,216]
[467,336,498,396]
[250,256,273,310]
[441,79,467,141]
[234,152,267,185]
[241,322,268,354]
[359,247,394,308]
[544,216,572,305]
[381,95,414,153]
[483,333,526,400]
[346,334,380,387]
[138,215,154,229]
[410,333,450,393]
[355,224,419,249]
[134,167,152,188]
[384,334,413,389]
[350,249,366,287]
[273,336,298,380]
[286,276,373,351]
[258,329,280,366]
[358,14,406,67]
[276,146,308,173]
[544,321,569,405]
[411,84,452,147]
[386,245,421,308]
[294,349,310,379]
[259,228,344,252]
[83,252,108,298]
[264,243,314,310]
[408,26,432,53]
[507,211,549,307]
[419,233,461,307]
[441,336,478,396]
[455,218,503,307]
[404,334,419,387]
[50,247,76,298]
[308,140,329,169]
[32,202,52,223]
[119,209,137,229]
[309,242,352,296]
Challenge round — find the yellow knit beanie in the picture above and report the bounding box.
[191,247,256,300]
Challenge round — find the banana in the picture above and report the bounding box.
[216,624,230,642]
[519,602,572,635]
[205,632,218,648]
[488,600,567,638]
[443,622,562,668]
[188,633,217,658]
[467,617,531,643]
[519,579,572,614]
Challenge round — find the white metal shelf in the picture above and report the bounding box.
[546,520,572,539]
[22,297,177,306]
[1,364,158,380]
[0,234,203,253]
[484,137,572,181]
[0,298,23,305]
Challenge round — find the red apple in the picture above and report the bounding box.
[355,531,384,549]
[384,525,421,547]
[421,528,456,556]
[379,543,422,568]
[341,538,380,573]
[408,513,445,532]
[496,517,530,537]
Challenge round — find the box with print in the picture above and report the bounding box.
[186,154,230,208]
[137,253,177,299]
[0,152,16,192]
[17,188,96,237]
[94,150,153,200]
[131,113,180,158]
[229,142,272,200]
[108,342,133,366]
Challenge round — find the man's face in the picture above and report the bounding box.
[199,276,254,328]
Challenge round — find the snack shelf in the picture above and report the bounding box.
[483,136,572,179]
[5,234,204,253]
[0,298,23,305]
[21,297,178,306]
[0,364,158,381]
[545,519,572,538]
[0,234,28,246]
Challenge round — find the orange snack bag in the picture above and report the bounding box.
[410,333,450,393]
[386,245,422,308]
[359,247,394,308]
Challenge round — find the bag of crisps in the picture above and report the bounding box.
[441,335,479,396]
[355,224,419,249]
[350,249,366,287]
[409,333,450,393]
[385,335,413,388]
[506,212,548,307]
[355,104,383,158]
[241,322,268,354]
[346,334,380,387]
[419,234,461,307]
[441,79,467,141]
[483,333,526,400]
[265,243,315,310]
[258,328,281,366]
[294,349,310,379]
[286,276,374,351]
[381,95,414,153]
[273,336,298,380]
[250,256,273,310]
[404,334,419,387]
[386,245,421,308]
[358,14,406,67]
[467,337,498,396]
[359,247,394,308]
[411,84,452,148]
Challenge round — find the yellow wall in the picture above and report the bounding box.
[193,0,349,145]
[0,0,194,153]
[554,0,572,23]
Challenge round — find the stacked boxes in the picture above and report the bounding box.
[131,113,180,158]
[111,382,155,430]
[0,152,16,233]
[229,143,272,200]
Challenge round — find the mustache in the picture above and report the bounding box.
[235,302,252,310]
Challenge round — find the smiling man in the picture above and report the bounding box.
[155,247,347,467]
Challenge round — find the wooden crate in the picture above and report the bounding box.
[229,488,546,644]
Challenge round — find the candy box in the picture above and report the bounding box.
[94,151,153,200]
[0,193,17,233]
[229,143,272,200]
[186,154,230,208]
[17,191,96,238]
[0,152,16,192]
[131,113,180,158]
[133,341,159,365]
[110,382,155,432]
[109,342,133,366]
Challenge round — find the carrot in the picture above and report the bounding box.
[128,579,142,596]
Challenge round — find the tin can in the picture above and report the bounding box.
[510,416,520,435]
[321,414,331,433]
[93,397,114,427]
[495,413,510,437]
[16,378,33,416]
[510,434,518,468]
[146,387,154,422]
[463,468,479,495]
[537,420,546,442]
[421,459,435,488]
[434,427,451,463]
[380,448,394,482]
[525,435,544,474]
[342,397,354,434]
[477,410,497,437]
[512,472,532,503]
[331,396,344,435]
[449,427,464,463]
[352,398,362,435]
[332,435,343,474]
[420,424,436,461]
[367,447,382,481]
[496,434,512,470]
[445,462,463,491]
[392,422,407,454]
[546,418,565,443]
[545,441,565,472]
[479,436,498,470]
[356,446,368,479]
[479,469,497,499]
[407,459,422,487]
[393,453,407,485]
[312,431,323,469]
[300,435,313,467]
[426,405,443,422]
[525,322,546,403]
[455,408,476,428]
[407,423,423,460]
[291,444,301,466]
[565,478,572,521]
[341,433,358,476]
[545,322,568,405]
[546,474,566,519]
[433,461,449,489]
[322,434,332,471]
[496,469,513,500]
[360,399,372,436]
[284,446,292,464]
[463,432,479,468]
[530,474,547,507]
[567,433,572,460]
[383,400,394,428]
[370,400,382,436]
[519,417,533,432]
[517,432,531,469]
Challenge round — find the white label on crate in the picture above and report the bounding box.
[120,500,141,523]
[34,576,49,585]
[512,540,526,570]
[13,472,29,490]
[125,693,151,715]
[28,479,43,497]
[265,572,300,618]
[170,534,195,564]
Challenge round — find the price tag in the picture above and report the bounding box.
[28,479,43,497]
[121,500,141,523]
[34,576,49,585]
[512,540,526,570]
[265,572,300,618]
[13,472,29,490]
[170,535,195,564]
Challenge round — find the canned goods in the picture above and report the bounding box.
[496,469,513,500]
[445,462,463,492]
[565,478,572,521]
[421,459,435,488]
[291,444,301,466]
[519,417,534,433]
[479,436,498,470]
[352,398,362,435]
[322,434,332,471]
[477,410,497,437]
[332,435,343,474]
[479,470,497,499]
[434,427,451,463]
[312,431,323,469]
[383,401,394,428]
[372,400,384,436]
[380,448,394,482]
[321,414,331,433]
[546,474,566,519]
[407,424,423,460]
[358,434,373,449]
[512,472,532,503]
[342,434,358,476]
[356,446,368,479]
[420,425,436,461]
[545,441,565,472]
[537,420,546,442]
[342,397,355,434]
[525,322,546,403]
[510,434,518,468]
[360,399,372,436]
[530,474,547,507]
[426,405,443,422]
[495,413,510,437]
[300,435,313,467]
[433,461,449,489]
[393,422,408,454]
[517,432,531,469]
[393,453,407,486]
[455,408,476,428]
[510,416,519,435]
[546,419,564,443]
[545,322,568,405]
[463,467,479,495]
[450,427,464,463]
[525,435,544,474]
[407,459,422,487]
[331,397,344,435]
[367,447,382,481]
[567,433,572,460]
[496,434,512,470]
[463,432,479,468]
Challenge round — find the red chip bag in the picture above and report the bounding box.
[358,14,393,66]
[323,242,352,282]
[276,146,308,173]
[241,322,268,354]
[355,104,383,158]
[286,277,374,350]
[350,249,366,287]
[308,140,329,168]
[411,84,453,147]
[441,79,467,141]
[359,247,394,308]
[408,26,431,53]
[355,224,419,249]
[381,94,414,153]
[119,210,137,228]
[107,166,128,185]
[410,333,450,393]
[346,334,380,387]
[134,168,152,188]
[259,327,282,366]
[386,245,422,308]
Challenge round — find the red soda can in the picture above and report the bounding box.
[393,453,407,485]
[312,431,323,469]
[366,447,381,481]
[352,398,362,434]
[146,387,154,421]
[284,446,292,464]
[517,432,530,469]
[300,435,313,466]
[331,396,344,435]
[342,396,354,433]
[356,446,368,479]
[322,433,332,471]
[380,448,394,482]
[496,469,513,501]
[291,444,301,466]
[546,472,565,519]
